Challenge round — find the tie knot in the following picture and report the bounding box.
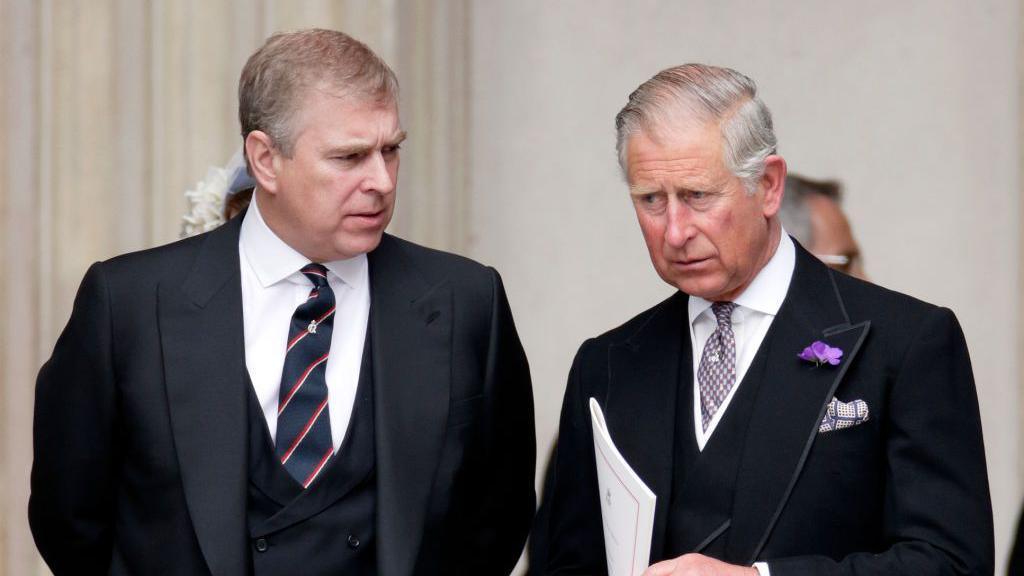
[711,301,736,329]
[300,263,330,288]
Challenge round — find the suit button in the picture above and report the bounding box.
[254,538,268,552]
[347,534,360,549]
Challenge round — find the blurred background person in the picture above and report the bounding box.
[778,174,865,280]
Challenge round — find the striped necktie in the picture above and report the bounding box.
[275,263,335,488]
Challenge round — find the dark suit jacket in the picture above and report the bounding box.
[29,215,536,576]
[1008,506,1024,575]
[534,243,992,575]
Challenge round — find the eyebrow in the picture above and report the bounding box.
[628,185,661,196]
[628,184,715,197]
[389,131,408,147]
[324,131,407,157]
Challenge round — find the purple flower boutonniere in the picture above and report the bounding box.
[798,340,843,367]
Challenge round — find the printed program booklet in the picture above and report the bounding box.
[589,398,656,576]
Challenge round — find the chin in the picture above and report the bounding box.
[671,278,725,301]
[336,233,385,258]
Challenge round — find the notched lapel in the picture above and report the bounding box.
[159,219,249,576]
[605,292,688,561]
[727,250,871,564]
[369,237,453,576]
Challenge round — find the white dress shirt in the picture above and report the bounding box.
[688,232,795,452]
[239,195,370,452]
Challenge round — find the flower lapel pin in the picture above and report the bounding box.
[798,340,843,367]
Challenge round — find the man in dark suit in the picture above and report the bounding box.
[29,29,535,576]
[533,64,992,575]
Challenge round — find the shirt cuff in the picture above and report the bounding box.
[753,561,771,576]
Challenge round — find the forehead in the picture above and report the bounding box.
[625,120,728,189]
[291,86,401,141]
[807,195,857,251]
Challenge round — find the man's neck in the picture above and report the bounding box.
[714,219,782,302]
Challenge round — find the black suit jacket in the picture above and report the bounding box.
[535,243,992,575]
[29,215,536,576]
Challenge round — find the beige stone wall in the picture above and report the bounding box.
[3,1,42,573]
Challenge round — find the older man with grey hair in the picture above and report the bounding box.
[533,64,992,576]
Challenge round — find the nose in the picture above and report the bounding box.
[664,197,696,248]
[362,151,396,195]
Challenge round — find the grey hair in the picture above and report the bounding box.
[614,64,777,192]
[778,174,843,246]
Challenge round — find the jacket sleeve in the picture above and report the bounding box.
[29,262,119,575]
[459,268,537,575]
[766,307,994,576]
[531,339,608,576]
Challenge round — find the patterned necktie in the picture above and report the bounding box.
[276,263,335,488]
[698,301,738,431]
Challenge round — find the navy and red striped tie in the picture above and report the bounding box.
[275,263,335,488]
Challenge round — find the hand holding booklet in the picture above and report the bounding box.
[589,398,656,576]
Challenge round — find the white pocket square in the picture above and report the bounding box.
[818,397,869,433]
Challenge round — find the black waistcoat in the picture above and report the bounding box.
[246,342,377,576]
[662,341,770,563]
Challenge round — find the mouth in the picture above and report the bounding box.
[671,256,712,270]
[348,209,387,227]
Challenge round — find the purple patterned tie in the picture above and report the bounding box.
[276,263,335,488]
[698,301,738,431]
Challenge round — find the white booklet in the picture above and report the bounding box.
[589,398,657,576]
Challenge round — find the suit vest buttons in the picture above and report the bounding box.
[347,534,360,550]
[254,538,268,553]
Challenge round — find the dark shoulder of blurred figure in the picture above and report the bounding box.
[1009,510,1024,574]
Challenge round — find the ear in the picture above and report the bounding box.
[759,154,787,218]
[245,130,281,194]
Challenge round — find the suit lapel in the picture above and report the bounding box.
[159,217,249,576]
[726,246,871,564]
[369,235,453,576]
[605,292,689,561]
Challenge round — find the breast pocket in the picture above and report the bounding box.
[810,418,881,485]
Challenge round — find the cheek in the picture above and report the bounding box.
[708,209,740,253]
[720,211,763,267]
[636,216,664,248]
[314,176,356,209]
[296,188,344,230]
[389,158,401,183]
[644,233,672,272]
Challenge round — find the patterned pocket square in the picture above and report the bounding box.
[818,397,869,433]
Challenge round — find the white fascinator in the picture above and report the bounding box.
[180,148,256,237]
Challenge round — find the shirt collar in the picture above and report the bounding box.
[240,194,368,290]
[687,229,796,325]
